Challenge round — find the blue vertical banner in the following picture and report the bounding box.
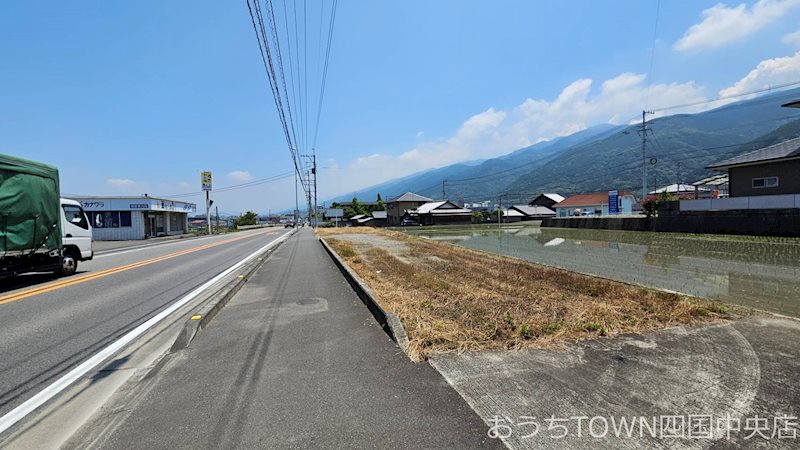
[608,190,619,215]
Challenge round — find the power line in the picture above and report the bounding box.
[162,171,295,198]
[246,0,309,198]
[644,0,660,110]
[655,79,800,113]
[312,0,338,150]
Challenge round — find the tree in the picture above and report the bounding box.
[233,211,259,227]
[351,197,367,216]
[376,193,385,211]
[642,191,676,218]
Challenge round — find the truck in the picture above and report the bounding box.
[1,153,93,279]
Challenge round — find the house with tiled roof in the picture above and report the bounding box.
[707,137,800,197]
[509,205,556,220]
[385,192,433,226]
[528,193,565,209]
[414,200,472,226]
[553,191,636,218]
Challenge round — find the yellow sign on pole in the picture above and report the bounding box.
[201,171,212,191]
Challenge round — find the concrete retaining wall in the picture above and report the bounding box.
[542,207,800,237]
[541,216,656,232]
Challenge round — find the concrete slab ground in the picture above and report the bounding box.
[67,229,499,449]
[431,316,800,449]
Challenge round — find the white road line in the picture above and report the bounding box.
[0,229,295,436]
[95,228,279,259]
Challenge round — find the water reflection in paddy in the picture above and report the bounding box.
[400,224,800,318]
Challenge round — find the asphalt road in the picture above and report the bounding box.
[0,227,290,419]
[82,229,499,449]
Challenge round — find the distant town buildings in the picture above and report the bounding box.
[648,184,704,195]
[553,192,636,217]
[464,200,493,211]
[690,174,729,198]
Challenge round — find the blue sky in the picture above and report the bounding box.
[2,1,800,213]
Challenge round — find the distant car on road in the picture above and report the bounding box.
[285,222,295,228]
[400,219,422,227]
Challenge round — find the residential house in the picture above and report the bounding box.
[502,208,525,223]
[415,200,472,226]
[464,200,493,211]
[509,205,556,220]
[369,210,387,227]
[707,137,800,197]
[349,214,368,226]
[348,211,388,227]
[553,192,636,218]
[690,174,729,198]
[385,192,433,226]
[529,193,565,209]
[648,184,703,195]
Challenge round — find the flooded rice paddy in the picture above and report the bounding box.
[400,224,800,318]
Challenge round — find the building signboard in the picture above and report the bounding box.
[326,208,344,218]
[75,197,196,213]
[201,171,212,191]
[608,190,619,215]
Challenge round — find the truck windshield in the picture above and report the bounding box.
[63,204,89,230]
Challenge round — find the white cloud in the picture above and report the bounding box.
[674,0,800,52]
[719,50,800,98]
[322,73,707,198]
[103,178,152,196]
[228,170,254,182]
[106,178,135,187]
[783,29,800,46]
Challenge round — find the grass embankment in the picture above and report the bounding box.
[318,228,742,361]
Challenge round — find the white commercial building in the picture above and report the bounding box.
[71,196,196,241]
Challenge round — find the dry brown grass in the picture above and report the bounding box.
[317,228,744,361]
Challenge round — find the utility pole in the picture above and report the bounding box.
[215,206,219,233]
[294,170,299,226]
[497,194,502,226]
[300,152,317,227]
[639,110,654,200]
[205,190,211,235]
[442,180,447,200]
[312,153,318,228]
[201,171,213,235]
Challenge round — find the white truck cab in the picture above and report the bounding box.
[60,198,93,275]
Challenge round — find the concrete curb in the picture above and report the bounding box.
[170,228,297,351]
[318,236,411,357]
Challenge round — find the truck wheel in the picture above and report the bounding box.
[59,251,78,276]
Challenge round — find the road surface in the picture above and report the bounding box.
[66,228,498,448]
[0,228,289,420]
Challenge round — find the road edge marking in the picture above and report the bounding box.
[0,231,264,305]
[94,228,278,259]
[0,229,294,436]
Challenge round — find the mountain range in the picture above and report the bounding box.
[329,88,800,206]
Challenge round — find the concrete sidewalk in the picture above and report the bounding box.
[69,228,499,449]
[431,316,800,449]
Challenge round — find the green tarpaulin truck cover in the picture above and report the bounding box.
[0,153,62,254]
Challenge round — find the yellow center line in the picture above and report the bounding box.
[0,231,270,306]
